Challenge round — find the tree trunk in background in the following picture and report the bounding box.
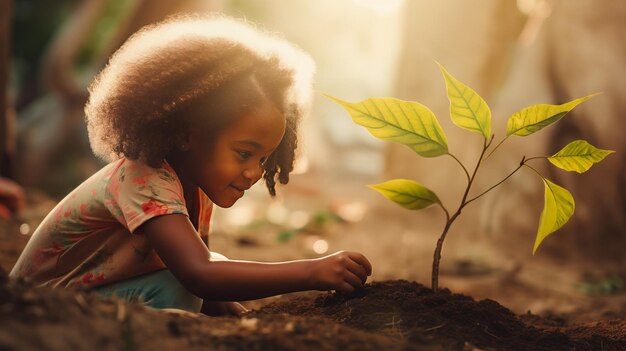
[391,0,626,266]
[480,0,626,266]
[0,0,12,178]
[390,0,527,264]
[540,0,626,264]
[16,0,224,196]
[101,0,225,65]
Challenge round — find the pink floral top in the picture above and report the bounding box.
[10,158,213,289]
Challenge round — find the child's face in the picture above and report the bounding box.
[185,98,286,208]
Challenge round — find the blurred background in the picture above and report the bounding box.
[1,0,624,319]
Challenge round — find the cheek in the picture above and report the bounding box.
[204,157,241,185]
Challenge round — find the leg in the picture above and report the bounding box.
[92,269,203,312]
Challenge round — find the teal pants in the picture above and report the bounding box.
[92,269,203,312]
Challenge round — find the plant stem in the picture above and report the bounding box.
[431,212,459,292]
[459,140,488,206]
[431,141,489,292]
[431,154,541,292]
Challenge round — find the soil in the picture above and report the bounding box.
[1,181,625,350]
[1,269,624,351]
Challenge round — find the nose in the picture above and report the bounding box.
[242,164,263,184]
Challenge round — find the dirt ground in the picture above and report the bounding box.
[1,170,625,350]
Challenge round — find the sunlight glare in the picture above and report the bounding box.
[288,210,310,229]
[19,223,31,235]
[226,203,255,226]
[292,155,310,175]
[352,0,404,14]
[312,239,329,254]
[335,201,367,222]
[266,202,288,224]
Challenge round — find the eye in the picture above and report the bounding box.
[237,151,252,160]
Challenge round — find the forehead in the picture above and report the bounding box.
[218,99,286,151]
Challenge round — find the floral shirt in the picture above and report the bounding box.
[10,158,213,289]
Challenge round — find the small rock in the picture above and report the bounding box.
[239,317,259,330]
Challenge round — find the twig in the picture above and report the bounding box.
[116,300,126,322]
[423,324,445,332]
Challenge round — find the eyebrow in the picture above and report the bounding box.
[234,140,263,150]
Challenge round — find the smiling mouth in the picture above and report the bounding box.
[230,184,248,195]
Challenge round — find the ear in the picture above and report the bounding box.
[175,131,192,152]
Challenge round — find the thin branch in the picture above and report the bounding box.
[484,135,510,161]
[465,156,527,206]
[447,152,470,183]
[523,163,545,179]
[523,156,548,162]
[457,140,489,210]
[437,202,450,222]
[486,134,495,149]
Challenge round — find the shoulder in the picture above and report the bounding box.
[104,158,188,231]
[111,158,181,186]
[105,158,185,206]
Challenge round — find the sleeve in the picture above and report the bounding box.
[104,160,189,233]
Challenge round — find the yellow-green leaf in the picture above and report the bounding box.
[548,140,615,173]
[327,95,448,157]
[438,63,491,139]
[533,178,575,254]
[506,94,599,137]
[368,179,441,210]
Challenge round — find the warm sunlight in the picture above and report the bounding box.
[3,1,624,350]
[352,0,405,13]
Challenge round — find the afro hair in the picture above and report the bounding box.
[85,14,315,195]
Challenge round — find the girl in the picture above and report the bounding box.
[10,15,372,315]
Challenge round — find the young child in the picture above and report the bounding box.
[10,15,372,315]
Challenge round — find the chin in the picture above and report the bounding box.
[216,202,236,208]
[213,197,239,208]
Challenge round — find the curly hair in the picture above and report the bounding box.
[85,15,314,196]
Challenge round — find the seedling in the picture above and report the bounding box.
[328,63,614,292]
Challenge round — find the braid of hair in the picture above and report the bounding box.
[263,103,300,196]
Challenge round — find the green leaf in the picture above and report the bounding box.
[277,230,297,243]
[506,94,599,136]
[548,140,615,173]
[533,178,575,254]
[327,95,448,157]
[437,63,492,139]
[368,179,441,210]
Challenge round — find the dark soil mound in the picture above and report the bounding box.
[1,266,624,351]
[256,280,626,351]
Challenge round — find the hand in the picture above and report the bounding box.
[308,251,372,294]
[201,300,249,317]
[0,177,25,219]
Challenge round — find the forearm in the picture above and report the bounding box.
[187,259,315,301]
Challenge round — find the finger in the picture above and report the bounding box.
[342,270,364,290]
[344,257,368,284]
[228,302,249,317]
[347,252,373,276]
[336,281,355,294]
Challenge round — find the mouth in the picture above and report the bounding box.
[230,184,249,196]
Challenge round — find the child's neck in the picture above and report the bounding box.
[165,156,198,210]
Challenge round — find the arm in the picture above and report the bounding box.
[137,213,372,301]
